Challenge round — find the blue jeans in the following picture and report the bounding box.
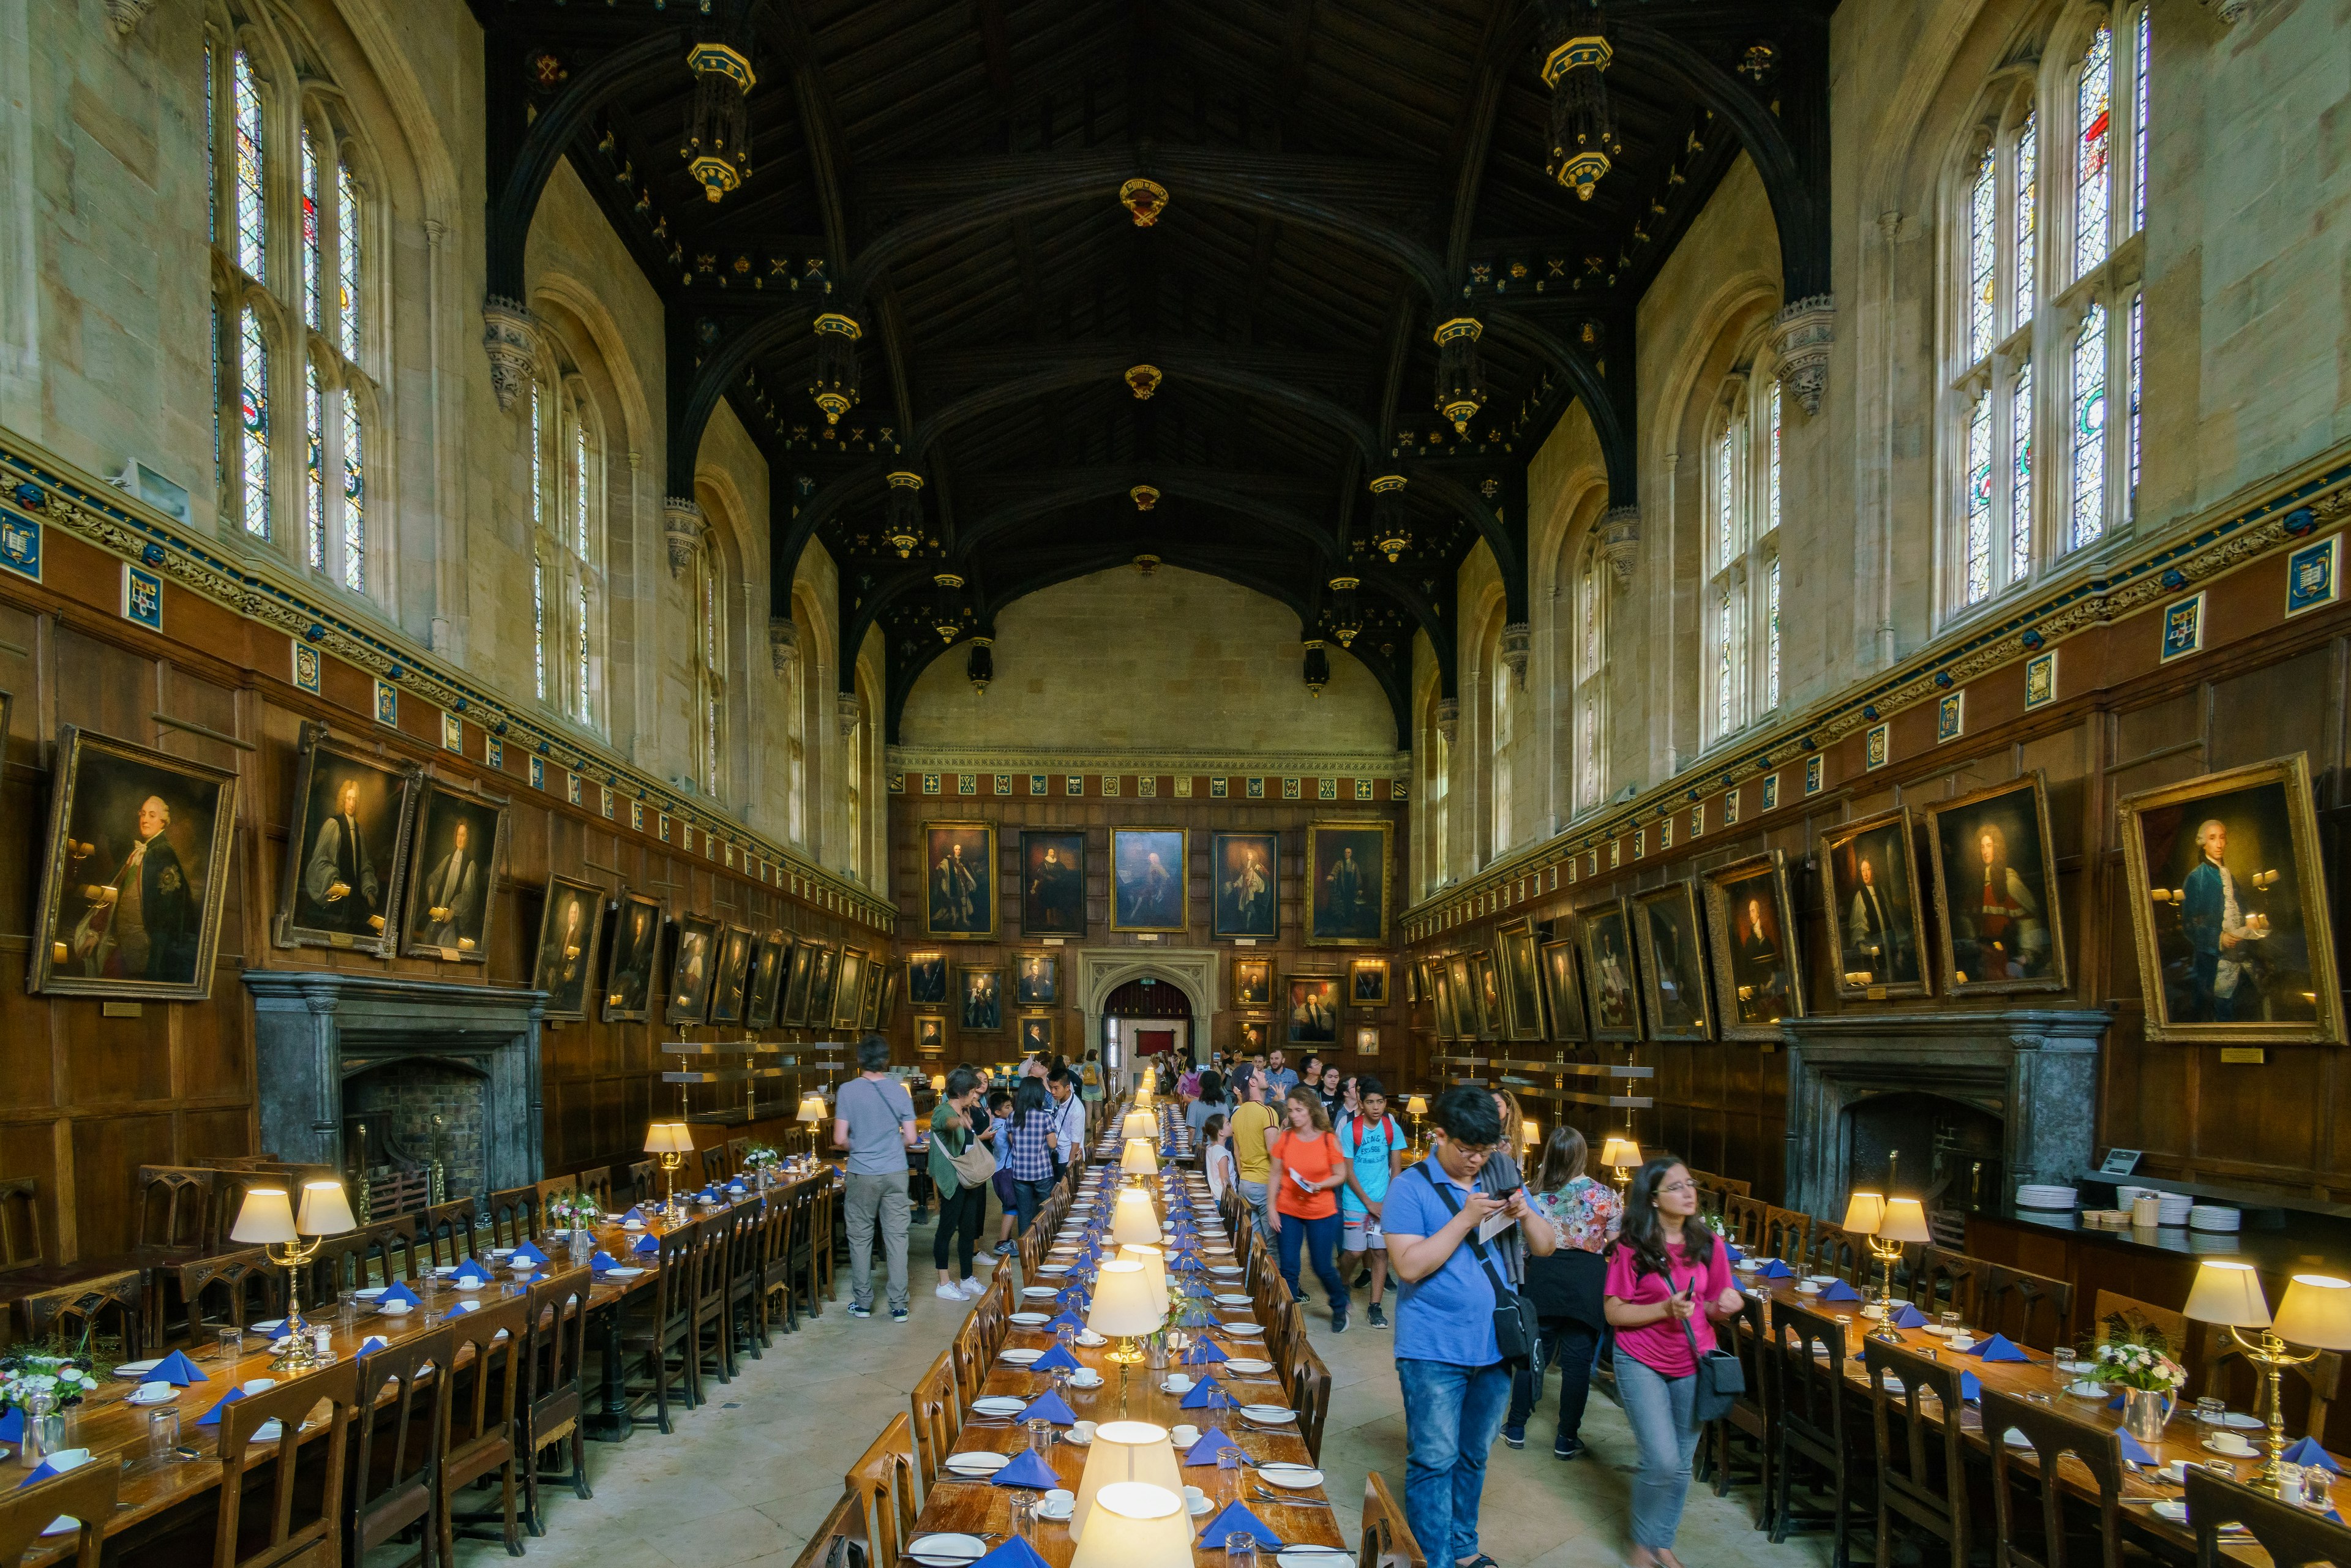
[1397,1357,1512,1565]
[1614,1348,1703,1549]
[1010,1177,1055,1236]
[1275,1212,1347,1310]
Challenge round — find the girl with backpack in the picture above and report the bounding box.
[1501,1124,1621,1457]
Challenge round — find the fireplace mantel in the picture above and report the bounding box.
[242,971,547,1204]
[1780,1009,2110,1221]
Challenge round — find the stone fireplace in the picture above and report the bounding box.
[1781,1009,2109,1223]
[244,971,546,1218]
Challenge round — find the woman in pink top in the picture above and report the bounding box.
[1603,1156,1744,1568]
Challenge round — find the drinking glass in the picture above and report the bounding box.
[1010,1493,1038,1544]
[2075,1340,2099,1378]
[1217,1444,1243,1504]
[1027,1417,1053,1457]
[338,1288,359,1328]
[2194,1397,2227,1425]
[1056,1322,1077,1355]
[1228,1532,1258,1568]
[217,1327,244,1364]
[146,1408,181,1463]
[1938,1311,1963,1338]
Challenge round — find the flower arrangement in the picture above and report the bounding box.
[546,1189,603,1231]
[2094,1324,2188,1392]
[0,1346,103,1412]
[742,1142,780,1171]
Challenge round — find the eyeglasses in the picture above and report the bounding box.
[1449,1142,1502,1158]
[1659,1180,1697,1193]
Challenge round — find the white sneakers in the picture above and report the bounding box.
[936,1284,967,1301]
[959,1277,986,1297]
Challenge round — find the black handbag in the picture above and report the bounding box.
[1683,1304,1747,1421]
[1414,1164,1538,1366]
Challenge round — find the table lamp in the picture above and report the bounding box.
[1088,1260,1161,1370]
[1600,1136,1642,1195]
[230,1180,356,1371]
[1111,1185,1163,1247]
[929,1073,946,1094]
[1843,1192,1929,1340]
[1070,1421,1183,1542]
[1119,1243,1171,1320]
[1070,1480,1194,1568]
[2188,1263,2351,1491]
[1122,1138,1160,1181]
[795,1092,828,1158]
[645,1120,696,1219]
[1122,1110,1156,1142]
[1406,1093,1429,1152]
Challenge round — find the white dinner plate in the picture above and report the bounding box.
[1010,1311,1052,1326]
[972,1396,1027,1417]
[250,1320,285,1334]
[907,1533,989,1565]
[1000,1348,1044,1365]
[1241,1404,1297,1424]
[1022,1287,1062,1299]
[2153,1501,2246,1531]
[943,1451,1011,1477]
[2220,1412,2263,1430]
[1278,1550,1355,1568]
[602,1267,647,1278]
[1225,1358,1274,1375]
[1214,1293,1253,1306]
[250,1420,285,1444]
[354,1287,387,1300]
[2003,1428,2034,1450]
[39,1516,78,1539]
[112,1360,160,1379]
[1257,1463,1323,1490]
[1221,1322,1264,1337]
[1038,1264,1070,1275]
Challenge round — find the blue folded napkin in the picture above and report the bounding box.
[1965,1333,2031,1363]
[620,1206,645,1223]
[696,1187,719,1204]
[2117,1428,2157,1466]
[633,1232,661,1256]
[1724,1241,1744,1263]
[1888,1303,1929,1329]
[1196,1499,1282,1550]
[358,1335,390,1357]
[1179,1305,1220,1329]
[195,1388,249,1427]
[1755,1259,1794,1279]
[1817,1280,1862,1303]
[0,1409,21,1444]
[2284,1436,2342,1472]
[1960,1371,1982,1403]
[511,1241,548,1266]
[1020,1391,1077,1426]
[1046,1310,1086,1334]
[15,1457,77,1489]
[989,1449,1059,1489]
[443,1301,481,1320]
[1180,1377,1233,1409]
[1183,1428,1239,1466]
[969,1537,1054,1568]
[378,1281,420,1308]
[149,1349,208,1387]
[590,1250,621,1274]
[727,1182,746,1193]
[1030,1345,1081,1371]
[1184,1337,1230,1365]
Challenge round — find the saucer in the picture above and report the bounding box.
[2203,1439,2259,1459]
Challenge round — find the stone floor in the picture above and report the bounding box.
[450,1206,1837,1568]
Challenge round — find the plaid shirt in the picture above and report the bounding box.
[1002,1109,1057,1182]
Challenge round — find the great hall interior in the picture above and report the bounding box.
[1,1,2349,1566]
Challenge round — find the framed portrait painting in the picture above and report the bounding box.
[29,726,240,1000]
[805,942,841,1029]
[922,821,997,939]
[274,721,419,957]
[1821,806,1932,999]
[1019,1014,1057,1057]
[915,1015,946,1056]
[1427,964,1456,1043]
[832,946,869,1031]
[1305,822,1391,945]
[666,914,722,1024]
[1349,957,1390,1008]
[878,966,901,1027]
[1445,954,1477,1043]
[1287,975,1340,1047]
[1538,936,1589,1043]
[1111,827,1188,932]
[907,951,947,1008]
[780,938,820,1026]
[1019,829,1086,937]
[1354,1025,1380,1057]
[1496,918,1545,1040]
[1469,951,1505,1040]
[1235,1017,1271,1057]
[399,780,511,965]
[746,931,792,1029]
[1925,773,2069,996]
[858,959,884,1031]
[1633,883,1714,1040]
[531,876,606,1022]
[1232,955,1273,1008]
[1015,951,1058,1007]
[602,890,665,1022]
[1211,831,1280,940]
[2119,754,2344,1044]
[1702,852,1805,1040]
[959,965,1004,1032]
[709,924,757,1026]
[1575,898,1641,1042]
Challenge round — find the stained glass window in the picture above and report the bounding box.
[2071,303,2107,547]
[341,389,364,592]
[1767,382,1782,536]
[532,559,547,701]
[238,306,269,537]
[2011,361,2034,585]
[1765,558,1782,711]
[2014,111,2038,330]
[337,159,360,361]
[211,298,222,488]
[1964,390,1993,603]
[204,43,216,245]
[574,423,589,557]
[1967,144,1997,362]
[303,362,324,569]
[232,50,265,282]
[1715,590,1734,738]
[300,128,321,329]
[2132,7,2150,234]
[2075,25,2113,279]
[530,383,543,525]
[1715,427,1734,567]
[2127,291,2143,516]
[576,580,590,718]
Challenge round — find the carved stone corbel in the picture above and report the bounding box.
[1771,294,1837,416]
[1498,622,1531,691]
[768,616,800,675]
[104,0,159,36]
[1601,505,1640,586]
[837,691,864,737]
[481,297,539,413]
[1434,698,1460,748]
[661,497,702,580]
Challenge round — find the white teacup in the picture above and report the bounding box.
[380,1300,413,1315]
[1069,1370,1103,1388]
[1070,1420,1097,1444]
[1040,1488,1075,1519]
[1183,1485,1206,1509]
[1164,1374,1194,1393]
[135,1381,173,1403]
[2213,1433,2257,1455]
[2161,1460,2193,1484]
[1172,1424,1200,1446]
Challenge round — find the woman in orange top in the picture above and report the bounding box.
[1269,1085,1359,1330]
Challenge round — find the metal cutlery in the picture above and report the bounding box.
[1253,1487,1332,1508]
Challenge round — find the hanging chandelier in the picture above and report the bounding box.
[809,313,861,426]
[1368,474,1411,563]
[1119,178,1169,227]
[1539,1,1621,201]
[967,636,994,695]
[1327,576,1364,648]
[930,571,968,643]
[1303,639,1330,699]
[1130,485,1161,512]
[681,41,756,203]
[883,471,924,557]
[1125,364,1163,399]
[1433,318,1487,436]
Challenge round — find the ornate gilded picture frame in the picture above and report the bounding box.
[1924,772,2070,997]
[1701,852,1805,1041]
[1820,806,1933,1000]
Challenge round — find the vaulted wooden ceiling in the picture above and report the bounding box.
[471,0,1835,743]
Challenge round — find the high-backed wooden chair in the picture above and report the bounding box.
[909,1350,962,1495]
[1703,1292,1772,1525]
[2184,1464,2351,1568]
[687,1212,735,1395]
[438,1294,529,1561]
[1359,1471,1427,1568]
[844,1414,921,1568]
[2091,1289,2184,1356]
[134,1165,220,1251]
[1288,1333,1332,1463]
[719,1203,764,1368]
[622,1220,700,1433]
[521,1269,594,1535]
[1763,1205,1814,1269]
[1863,1336,1971,1568]
[486,1187,539,1249]
[697,1147,731,1187]
[724,1138,749,1177]
[0,1458,117,1568]
[533,1174,578,1215]
[1982,1389,2126,1568]
[1805,1221,1867,1286]
[754,1191,799,1340]
[0,1177,42,1275]
[363,1215,422,1286]
[1907,1246,1983,1324]
[576,1167,616,1215]
[626,1160,658,1207]
[418,1198,480,1272]
[1980,1262,2075,1350]
[948,1314,991,1409]
[347,1326,448,1568]
[19,1269,143,1359]
[1768,1298,1867,1567]
[175,1247,279,1349]
[787,1492,860,1568]
[214,1360,361,1568]
[1722,1195,1768,1253]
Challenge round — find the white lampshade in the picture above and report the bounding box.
[1840,1191,1886,1235]
[930,1073,947,1092]
[1119,1244,1171,1318]
[1122,1111,1156,1141]
[229,1187,297,1245]
[794,1095,827,1125]
[1070,1482,1194,1568]
[294,1180,356,1237]
[1879,1198,1932,1245]
[1600,1136,1642,1171]
[645,1121,697,1154]
[2186,1260,2274,1329]
[1122,1138,1160,1177]
[1111,1187,1163,1247]
[2273,1275,2351,1350]
[1406,1095,1429,1116]
[1087,1261,1163,1341]
[1069,1422,1183,1542]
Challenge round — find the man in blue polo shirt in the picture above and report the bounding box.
[1382,1085,1555,1568]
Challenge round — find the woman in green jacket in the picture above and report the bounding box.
[930,1065,991,1300]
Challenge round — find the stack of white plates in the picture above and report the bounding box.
[2189,1205,2242,1232]
[2017,1184,2078,1210]
[2156,1192,2194,1226]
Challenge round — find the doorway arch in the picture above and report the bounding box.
[1074,947,1218,1084]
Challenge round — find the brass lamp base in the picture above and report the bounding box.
[2230,1327,2318,1494]
[1868,1239,1906,1342]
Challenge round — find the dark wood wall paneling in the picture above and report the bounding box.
[0,553,886,1266]
[886,781,1413,1082]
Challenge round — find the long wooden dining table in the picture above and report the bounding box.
[902,1164,1346,1564]
[1744,1264,2344,1564]
[12,1161,838,1568]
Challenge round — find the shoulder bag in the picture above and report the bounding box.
[1413,1163,1537,1366]
[1677,1259,1746,1420]
[942,1110,998,1187]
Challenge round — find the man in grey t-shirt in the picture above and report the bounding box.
[833,1033,919,1319]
